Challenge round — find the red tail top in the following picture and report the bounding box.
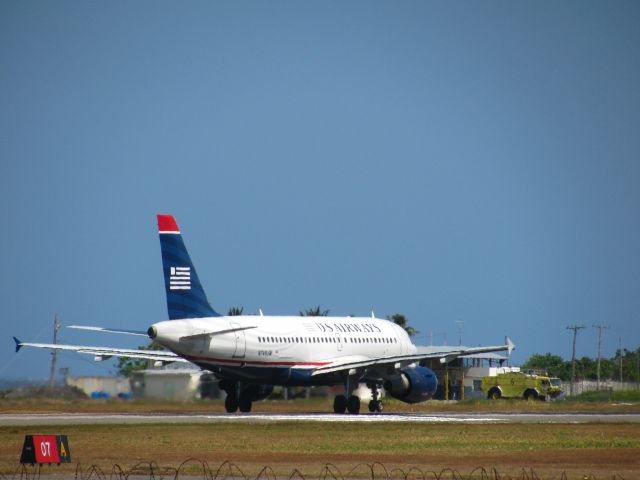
[157,214,180,233]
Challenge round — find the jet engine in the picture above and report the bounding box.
[383,366,438,404]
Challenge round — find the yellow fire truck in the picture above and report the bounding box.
[482,371,564,401]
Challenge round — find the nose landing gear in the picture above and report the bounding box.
[367,383,383,413]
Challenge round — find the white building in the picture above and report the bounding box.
[65,376,131,397]
[130,368,204,400]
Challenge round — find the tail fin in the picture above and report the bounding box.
[157,214,220,319]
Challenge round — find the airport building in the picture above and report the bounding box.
[422,352,517,400]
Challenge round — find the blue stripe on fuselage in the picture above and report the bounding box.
[192,363,343,387]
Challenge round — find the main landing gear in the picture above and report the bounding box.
[224,393,253,413]
[221,380,253,413]
[333,383,383,414]
[333,394,361,414]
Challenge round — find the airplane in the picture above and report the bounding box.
[14,214,515,414]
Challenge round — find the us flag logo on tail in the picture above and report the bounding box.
[170,267,191,290]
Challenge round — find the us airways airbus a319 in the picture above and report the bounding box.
[14,215,514,414]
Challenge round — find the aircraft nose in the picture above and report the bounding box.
[147,326,157,339]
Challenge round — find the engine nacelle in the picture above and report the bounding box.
[243,384,274,402]
[384,366,438,404]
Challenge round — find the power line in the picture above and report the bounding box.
[566,325,585,396]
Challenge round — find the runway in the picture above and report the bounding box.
[2,412,639,426]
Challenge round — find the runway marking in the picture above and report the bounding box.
[0,413,500,425]
[1,412,639,426]
[203,414,500,423]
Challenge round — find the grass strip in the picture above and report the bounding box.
[0,422,639,476]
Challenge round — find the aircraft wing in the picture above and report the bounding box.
[13,337,188,363]
[311,338,514,376]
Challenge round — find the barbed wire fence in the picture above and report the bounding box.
[0,459,628,480]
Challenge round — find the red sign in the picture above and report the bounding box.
[33,436,60,464]
[20,435,70,464]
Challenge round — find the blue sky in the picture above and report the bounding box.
[1,1,638,380]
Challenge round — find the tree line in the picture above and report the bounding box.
[522,349,640,382]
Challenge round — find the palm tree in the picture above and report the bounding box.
[387,313,418,337]
[227,307,244,316]
[299,306,330,317]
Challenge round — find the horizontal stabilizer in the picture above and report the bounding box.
[67,325,148,336]
[13,337,22,353]
[12,340,190,364]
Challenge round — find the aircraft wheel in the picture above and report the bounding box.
[347,395,361,414]
[224,394,238,413]
[238,395,252,413]
[333,395,347,414]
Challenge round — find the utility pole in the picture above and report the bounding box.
[619,337,623,383]
[455,319,464,346]
[636,347,639,390]
[49,314,60,390]
[593,324,609,391]
[566,325,585,396]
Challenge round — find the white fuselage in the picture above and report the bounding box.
[151,316,416,385]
